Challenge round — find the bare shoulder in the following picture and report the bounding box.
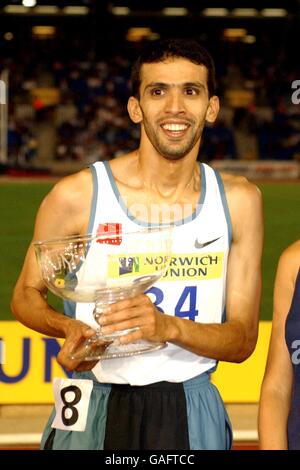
[221,171,262,203]
[36,168,93,236]
[41,168,92,211]
[216,172,263,248]
[282,239,300,258]
[220,171,263,229]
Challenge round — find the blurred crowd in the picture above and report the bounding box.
[2,37,300,167]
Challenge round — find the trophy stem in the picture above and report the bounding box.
[93,299,139,340]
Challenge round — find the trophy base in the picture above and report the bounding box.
[70,337,167,361]
[91,340,167,360]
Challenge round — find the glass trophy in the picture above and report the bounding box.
[34,227,172,361]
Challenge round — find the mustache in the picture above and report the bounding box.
[157,117,195,126]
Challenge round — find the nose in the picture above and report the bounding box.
[164,88,185,114]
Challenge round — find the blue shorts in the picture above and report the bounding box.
[41,371,232,450]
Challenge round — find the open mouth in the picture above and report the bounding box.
[160,122,190,138]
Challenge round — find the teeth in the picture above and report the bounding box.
[162,124,188,131]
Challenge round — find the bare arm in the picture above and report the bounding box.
[11,169,97,370]
[99,178,263,363]
[258,242,300,449]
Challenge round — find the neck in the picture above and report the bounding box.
[136,144,200,199]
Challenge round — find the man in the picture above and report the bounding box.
[11,39,263,450]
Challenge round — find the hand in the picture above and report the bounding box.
[57,319,106,372]
[98,294,171,344]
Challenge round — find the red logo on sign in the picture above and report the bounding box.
[96,223,122,245]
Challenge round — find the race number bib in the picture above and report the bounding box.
[51,378,93,432]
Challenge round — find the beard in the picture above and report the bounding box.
[141,113,204,160]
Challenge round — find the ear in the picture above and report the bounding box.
[127,96,143,123]
[205,96,220,123]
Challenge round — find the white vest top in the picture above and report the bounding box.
[68,160,232,385]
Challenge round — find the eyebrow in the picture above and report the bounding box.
[144,81,207,92]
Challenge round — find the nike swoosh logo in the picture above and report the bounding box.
[194,236,222,249]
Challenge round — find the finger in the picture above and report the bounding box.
[57,353,81,371]
[99,305,144,326]
[100,318,143,336]
[108,294,148,313]
[82,327,97,338]
[118,329,144,345]
[60,334,98,368]
[69,335,111,362]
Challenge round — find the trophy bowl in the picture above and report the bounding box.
[34,227,172,361]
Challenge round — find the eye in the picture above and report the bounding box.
[185,88,199,96]
[151,88,165,96]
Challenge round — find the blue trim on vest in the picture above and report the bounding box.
[63,299,76,319]
[103,160,206,226]
[62,165,98,320]
[221,307,226,323]
[88,164,98,234]
[213,168,232,246]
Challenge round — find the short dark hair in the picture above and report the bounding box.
[130,38,216,99]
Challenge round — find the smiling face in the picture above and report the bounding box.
[128,58,219,161]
